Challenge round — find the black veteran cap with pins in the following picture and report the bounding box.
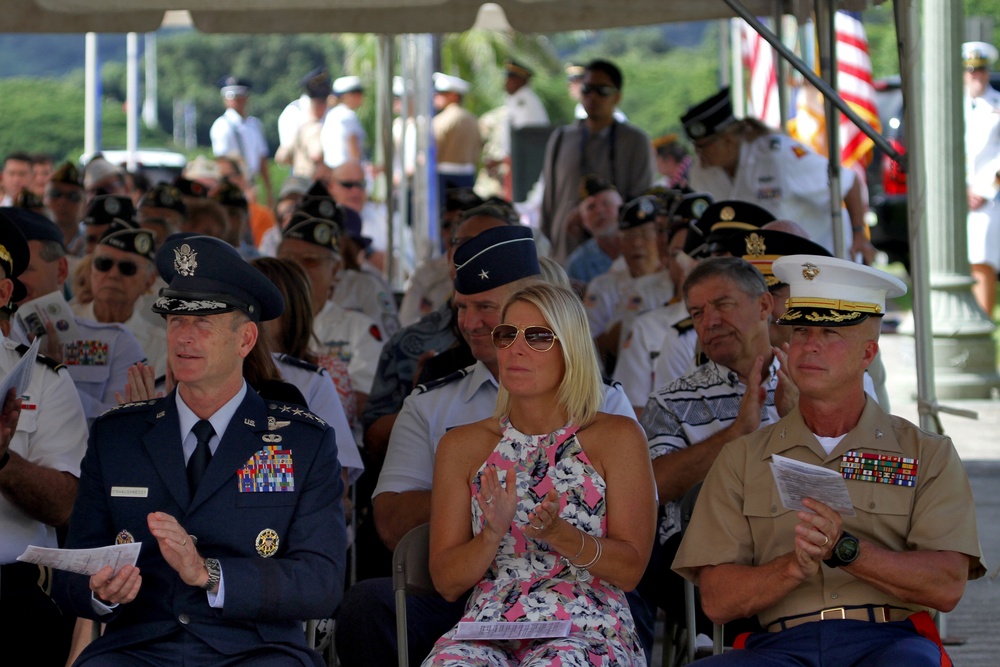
[152,233,284,322]
[444,187,484,214]
[669,192,714,223]
[139,183,187,216]
[773,254,906,326]
[453,225,539,295]
[718,229,832,289]
[282,213,341,254]
[580,174,616,201]
[98,220,156,261]
[681,87,738,141]
[618,195,661,230]
[83,195,136,227]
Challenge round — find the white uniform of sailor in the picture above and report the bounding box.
[333,267,400,338]
[584,268,673,353]
[614,300,697,409]
[374,361,637,498]
[501,85,550,157]
[71,300,168,380]
[321,103,366,169]
[965,84,1000,269]
[311,299,385,396]
[690,134,855,257]
[272,353,364,484]
[0,332,88,562]
[397,255,452,328]
[210,108,269,179]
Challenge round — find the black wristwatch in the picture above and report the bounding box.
[201,558,221,591]
[824,531,860,568]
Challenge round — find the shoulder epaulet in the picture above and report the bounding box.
[98,398,163,419]
[672,317,694,334]
[14,344,66,373]
[264,400,328,428]
[276,353,323,374]
[413,367,470,395]
[601,375,622,389]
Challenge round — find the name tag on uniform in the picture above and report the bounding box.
[111,486,149,497]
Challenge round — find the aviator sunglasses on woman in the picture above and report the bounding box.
[490,324,560,352]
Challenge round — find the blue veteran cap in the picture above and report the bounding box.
[453,225,539,295]
[0,208,32,305]
[153,234,284,322]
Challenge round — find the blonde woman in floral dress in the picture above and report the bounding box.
[424,283,656,666]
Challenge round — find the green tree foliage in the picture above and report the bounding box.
[0,76,170,162]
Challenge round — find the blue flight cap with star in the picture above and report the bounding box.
[152,233,284,322]
[453,225,539,295]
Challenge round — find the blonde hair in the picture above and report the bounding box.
[493,283,603,427]
[537,256,571,290]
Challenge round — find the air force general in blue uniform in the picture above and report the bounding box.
[56,234,346,666]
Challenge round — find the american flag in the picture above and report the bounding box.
[745,12,881,169]
[741,18,781,129]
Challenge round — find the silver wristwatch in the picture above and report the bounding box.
[201,557,221,591]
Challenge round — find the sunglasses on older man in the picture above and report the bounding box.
[490,324,560,352]
[93,256,139,276]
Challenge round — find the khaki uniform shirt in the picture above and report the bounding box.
[673,398,985,629]
[433,102,483,167]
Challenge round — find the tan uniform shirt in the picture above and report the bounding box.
[673,398,985,629]
[433,102,483,167]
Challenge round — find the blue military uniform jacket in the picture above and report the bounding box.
[55,388,346,663]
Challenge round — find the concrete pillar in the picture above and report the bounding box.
[908,0,1000,398]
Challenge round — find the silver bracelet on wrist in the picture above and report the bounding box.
[560,529,586,568]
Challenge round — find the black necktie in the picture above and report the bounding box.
[187,420,215,498]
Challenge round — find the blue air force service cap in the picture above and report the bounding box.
[152,234,284,322]
[0,209,32,304]
[4,207,64,248]
[719,229,832,289]
[681,87,737,141]
[773,255,906,326]
[453,225,539,295]
[84,195,136,227]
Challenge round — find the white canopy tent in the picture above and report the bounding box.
[6,0,988,431]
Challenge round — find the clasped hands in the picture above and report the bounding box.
[476,464,563,541]
[791,497,845,579]
[89,511,209,605]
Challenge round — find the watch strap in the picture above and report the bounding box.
[201,557,221,591]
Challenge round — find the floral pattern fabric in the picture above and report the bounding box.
[422,419,645,666]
